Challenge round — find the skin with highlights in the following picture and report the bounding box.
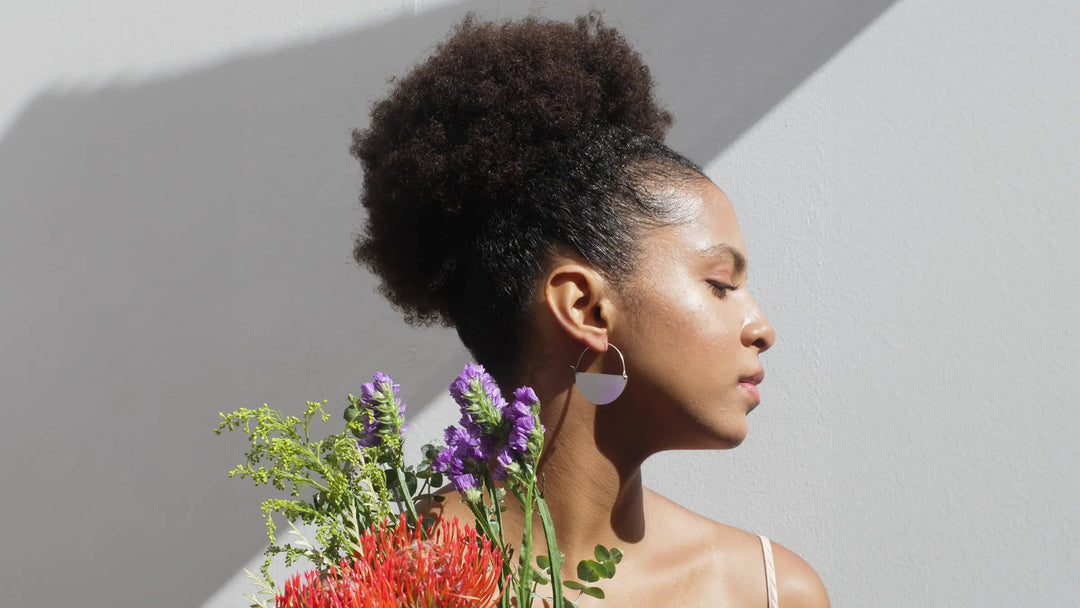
[427,177,829,608]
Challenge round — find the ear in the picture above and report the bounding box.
[543,262,614,353]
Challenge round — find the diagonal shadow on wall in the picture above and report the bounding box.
[0,1,896,606]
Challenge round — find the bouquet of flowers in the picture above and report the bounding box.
[217,365,621,607]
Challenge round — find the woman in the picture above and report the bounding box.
[352,13,830,608]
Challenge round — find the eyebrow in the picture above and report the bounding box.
[699,243,747,275]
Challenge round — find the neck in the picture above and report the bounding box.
[516,376,652,560]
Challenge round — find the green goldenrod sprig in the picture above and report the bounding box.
[215,400,391,585]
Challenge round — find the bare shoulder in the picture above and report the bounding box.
[644,489,830,608]
[768,539,831,608]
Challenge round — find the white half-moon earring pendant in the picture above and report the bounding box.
[571,344,628,406]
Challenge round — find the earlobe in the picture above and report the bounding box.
[543,262,611,353]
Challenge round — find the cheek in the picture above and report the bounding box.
[624,279,732,365]
[662,289,733,351]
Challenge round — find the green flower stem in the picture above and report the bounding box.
[465,498,500,554]
[517,481,535,607]
[535,494,565,608]
[484,475,505,547]
[393,466,419,527]
[347,498,364,557]
[484,478,513,608]
[463,494,513,608]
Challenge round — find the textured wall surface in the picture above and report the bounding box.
[668,2,1080,607]
[2,1,1076,607]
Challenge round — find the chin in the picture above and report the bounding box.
[707,419,749,449]
[712,434,746,450]
[726,433,748,448]
[686,423,747,450]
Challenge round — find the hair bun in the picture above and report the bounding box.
[352,11,674,344]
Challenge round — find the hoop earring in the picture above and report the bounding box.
[570,344,628,405]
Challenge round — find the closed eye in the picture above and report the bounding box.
[708,280,741,299]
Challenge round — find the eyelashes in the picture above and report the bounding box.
[708,280,741,299]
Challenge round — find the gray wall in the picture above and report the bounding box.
[2,1,1076,607]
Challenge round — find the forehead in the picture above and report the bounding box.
[647,179,746,260]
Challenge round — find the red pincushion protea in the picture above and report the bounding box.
[277,513,505,608]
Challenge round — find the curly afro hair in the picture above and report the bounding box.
[352,12,703,381]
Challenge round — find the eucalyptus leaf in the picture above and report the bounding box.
[563,580,586,591]
[576,560,603,583]
[583,583,609,600]
[609,547,624,564]
[594,545,611,562]
[600,560,615,578]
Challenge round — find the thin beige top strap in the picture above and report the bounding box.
[759,535,778,608]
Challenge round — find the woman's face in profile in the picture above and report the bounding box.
[614,179,775,451]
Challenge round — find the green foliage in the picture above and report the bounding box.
[216,400,416,587]
[554,544,619,603]
[239,568,276,608]
[528,539,620,606]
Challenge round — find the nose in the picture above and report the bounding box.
[741,297,775,353]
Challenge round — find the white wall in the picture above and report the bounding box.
[2,1,1077,607]
[665,3,1080,607]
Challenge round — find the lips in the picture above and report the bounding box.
[739,370,765,386]
[738,369,764,404]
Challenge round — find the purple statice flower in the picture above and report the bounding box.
[512,386,538,405]
[503,399,533,453]
[347,372,407,449]
[504,386,544,469]
[432,424,490,496]
[449,363,505,408]
[449,363,506,435]
[449,472,479,494]
[491,445,517,480]
[432,444,456,474]
[443,425,495,462]
[435,364,547,492]
[470,384,548,482]
[447,363,480,404]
